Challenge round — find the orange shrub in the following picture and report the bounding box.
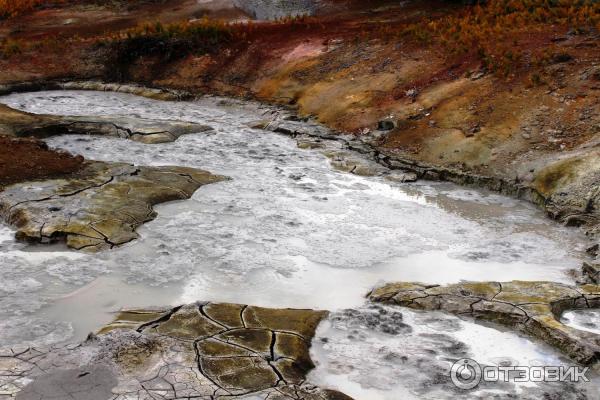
[0,0,35,17]
[388,0,600,76]
[0,0,64,18]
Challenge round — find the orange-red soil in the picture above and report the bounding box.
[0,136,84,187]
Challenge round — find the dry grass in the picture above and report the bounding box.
[108,19,235,56]
[105,15,325,58]
[375,0,600,76]
[0,0,64,18]
[103,19,235,80]
[0,38,21,57]
[0,0,159,18]
[5,1,597,83]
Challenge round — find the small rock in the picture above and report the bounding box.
[248,120,272,130]
[130,132,174,144]
[546,129,563,136]
[469,70,486,80]
[551,52,574,64]
[385,172,418,183]
[583,262,600,283]
[405,88,419,99]
[377,120,396,131]
[296,140,324,150]
[469,124,481,135]
[352,165,380,177]
[288,173,304,181]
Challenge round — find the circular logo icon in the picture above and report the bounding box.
[451,358,482,390]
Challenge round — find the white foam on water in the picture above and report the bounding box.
[308,305,600,399]
[562,309,600,335]
[0,224,14,242]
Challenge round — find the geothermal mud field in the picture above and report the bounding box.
[0,90,599,399]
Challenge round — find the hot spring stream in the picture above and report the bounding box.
[1,90,599,398]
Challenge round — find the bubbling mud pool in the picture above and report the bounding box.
[0,90,597,398]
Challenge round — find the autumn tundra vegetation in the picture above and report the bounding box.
[2,0,598,80]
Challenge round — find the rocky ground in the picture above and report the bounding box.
[0,302,350,399]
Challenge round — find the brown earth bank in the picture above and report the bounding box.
[0,0,598,243]
[0,135,83,187]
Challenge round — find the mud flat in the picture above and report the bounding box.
[0,90,598,399]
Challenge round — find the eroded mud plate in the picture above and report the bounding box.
[369,281,600,365]
[0,161,226,251]
[0,302,350,400]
